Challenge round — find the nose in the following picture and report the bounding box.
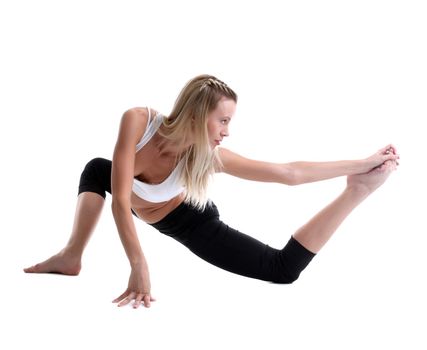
[221,126,229,138]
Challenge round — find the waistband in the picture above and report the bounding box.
[148,199,220,239]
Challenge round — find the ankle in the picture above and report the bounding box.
[60,246,83,262]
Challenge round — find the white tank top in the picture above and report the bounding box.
[132,107,185,203]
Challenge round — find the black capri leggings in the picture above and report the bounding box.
[78,157,139,218]
[78,157,316,283]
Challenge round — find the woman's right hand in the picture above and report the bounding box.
[112,266,156,309]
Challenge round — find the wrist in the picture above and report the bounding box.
[130,259,148,270]
[344,183,371,199]
[357,158,371,173]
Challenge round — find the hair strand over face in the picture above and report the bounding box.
[157,74,237,211]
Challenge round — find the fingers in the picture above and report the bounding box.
[381,144,397,154]
[118,291,135,307]
[380,144,400,167]
[381,159,398,171]
[112,290,129,303]
[133,293,144,309]
[113,290,156,309]
[389,159,398,170]
[382,144,400,157]
[389,144,398,155]
[392,161,398,170]
[143,295,151,308]
[133,294,155,308]
[383,153,400,164]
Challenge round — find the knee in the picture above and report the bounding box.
[271,272,300,285]
[80,157,111,179]
[83,157,108,172]
[270,236,315,284]
[78,157,111,199]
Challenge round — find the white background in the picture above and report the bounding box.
[1,0,426,349]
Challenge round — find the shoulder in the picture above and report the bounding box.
[120,106,160,133]
[215,147,242,173]
[122,107,147,122]
[217,147,242,162]
[124,106,160,119]
[116,107,157,147]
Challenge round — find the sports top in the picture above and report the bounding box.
[132,107,185,203]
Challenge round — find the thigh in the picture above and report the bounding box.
[151,200,315,283]
[92,157,112,195]
[185,219,277,282]
[78,157,112,198]
[78,157,138,218]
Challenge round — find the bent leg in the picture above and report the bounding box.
[25,158,114,275]
[24,192,105,275]
[78,157,112,198]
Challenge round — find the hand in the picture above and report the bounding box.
[347,159,398,194]
[112,267,156,309]
[363,144,400,172]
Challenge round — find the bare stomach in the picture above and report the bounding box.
[130,191,186,224]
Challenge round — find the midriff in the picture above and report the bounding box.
[131,191,185,224]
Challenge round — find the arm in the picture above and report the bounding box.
[217,145,399,185]
[111,108,155,308]
[286,159,366,185]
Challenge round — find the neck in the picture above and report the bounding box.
[153,133,192,159]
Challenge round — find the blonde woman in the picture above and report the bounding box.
[24,74,400,309]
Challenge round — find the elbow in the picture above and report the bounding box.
[281,164,300,186]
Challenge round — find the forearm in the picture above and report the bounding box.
[112,201,147,268]
[289,159,367,185]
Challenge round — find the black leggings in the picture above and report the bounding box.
[78,157,139,218]
[78,157,316,283]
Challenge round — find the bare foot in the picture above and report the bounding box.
[23,250,81,276]
[347,160,397,194]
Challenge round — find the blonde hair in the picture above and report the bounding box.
[157,74,238,211]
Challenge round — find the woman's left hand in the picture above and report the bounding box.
[363,144,400,172]
[112,266,156,309]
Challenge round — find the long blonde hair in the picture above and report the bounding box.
[157,74,238,211]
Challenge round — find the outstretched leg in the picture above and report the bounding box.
[149,160,397,284]
[293,160,397,253]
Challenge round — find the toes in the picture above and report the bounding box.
[23,265,37,273]
[23,263,48,274]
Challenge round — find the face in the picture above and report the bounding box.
[206,97,237,148]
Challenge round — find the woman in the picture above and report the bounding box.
[24,74,400,309]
